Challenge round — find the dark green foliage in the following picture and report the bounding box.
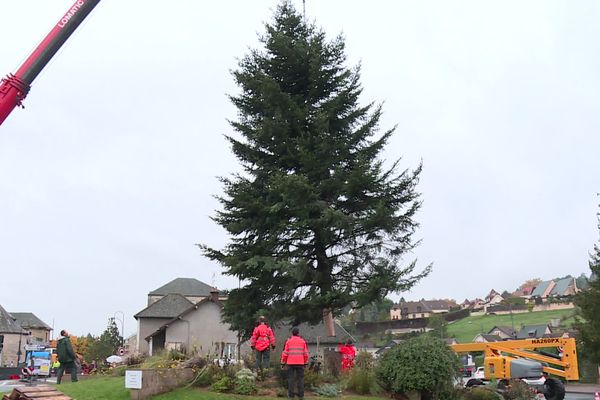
[202,0,429,339]
[575,203,600,364]
[83,318,121,363]
[376,335,462,398]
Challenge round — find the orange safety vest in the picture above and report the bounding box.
[250,323,276,351]
[281,335,309,365]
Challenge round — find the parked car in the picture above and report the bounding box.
[473,366,485,380]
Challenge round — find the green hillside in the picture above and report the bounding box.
[447,309,577,343]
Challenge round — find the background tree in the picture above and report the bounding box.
[83,319,121,363]
[575,203,600,370]
[427,314,448,339]
[202,1,429,338]
[518,278,542,291]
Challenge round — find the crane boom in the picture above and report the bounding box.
[451,337,579,381]
[0,0,101,126]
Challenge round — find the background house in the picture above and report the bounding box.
[488,326,516,340]
[0,305,26,367]
[10,312,52,344]
[516,324,552,339]
[135,278,227,354]
[390,299,455,320]
[144,291,238,359]
[530,281,556,300]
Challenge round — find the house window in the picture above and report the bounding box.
[421,314,424,318]
[223,343,236,359]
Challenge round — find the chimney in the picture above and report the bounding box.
[210,287,219,302]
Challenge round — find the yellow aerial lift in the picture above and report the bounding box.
[451,337,578,400]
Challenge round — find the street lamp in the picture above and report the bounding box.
[113,311,125,347]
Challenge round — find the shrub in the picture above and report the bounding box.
[191,364,222,387]
[234,368,257,395]
[210,376,233,392]
[304,368,323,388]
[376,335,462,398]
[345,368,381,395]
[312,383,339,397]
[500,379,536,400]
[126,353,145,366]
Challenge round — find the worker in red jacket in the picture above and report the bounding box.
[250,316,276,370]
[281,327,309,400]
[338,339,356,371]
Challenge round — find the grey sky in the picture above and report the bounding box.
[1,1,598,338]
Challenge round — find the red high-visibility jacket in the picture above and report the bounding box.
[281,335,309,365]
[250,323,276,351]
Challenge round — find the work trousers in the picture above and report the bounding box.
[287,365,305,399]
[57,361,78,384]
[255,348,270,370]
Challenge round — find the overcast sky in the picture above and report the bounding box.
[1,1,599,338]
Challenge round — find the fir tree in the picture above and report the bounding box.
[203,2,429,338]
[576,202,600,364]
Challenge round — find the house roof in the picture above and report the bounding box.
[516,324,550,339]
[479,334,502,342]
[550,277,574,296]
[135,293,193,319]
[10,312,52,330]
[145,296,224,340]
[422,300,454,311]
[489,325,516,338]
[0,304,24,334]
[531,281,553,297]
[148,278,217,297]
[273,321,353,345]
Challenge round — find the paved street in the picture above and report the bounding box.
[566,394,596,400]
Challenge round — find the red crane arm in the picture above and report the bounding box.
[0,0,101,126]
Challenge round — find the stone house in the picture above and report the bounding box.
[10,313,52,344]
[0,304,25,367]
[0,306,52,367]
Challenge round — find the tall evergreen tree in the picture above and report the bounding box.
[576,202,600,364]
[203,2,429,338]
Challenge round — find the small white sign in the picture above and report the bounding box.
[125,370,142,389]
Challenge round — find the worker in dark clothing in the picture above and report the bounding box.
[281,327,309,400]
[250,316,276,370]
[56,329,78,384]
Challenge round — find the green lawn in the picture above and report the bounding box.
[57,376,130,400]
[447,308,577,343]
[57,376,386,400]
